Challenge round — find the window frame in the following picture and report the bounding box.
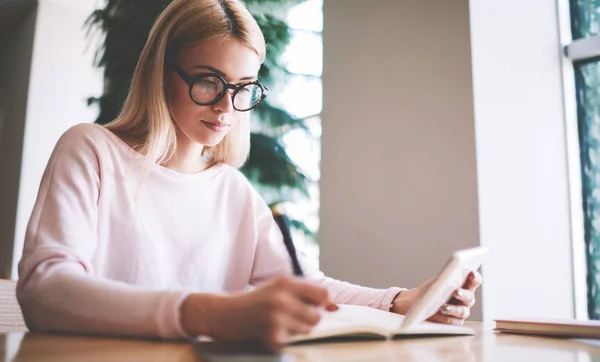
[558,0,598,320]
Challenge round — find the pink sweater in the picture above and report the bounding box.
[16,123,403,339]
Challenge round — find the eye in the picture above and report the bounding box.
[193,76,223,94]
[199,79,218,89]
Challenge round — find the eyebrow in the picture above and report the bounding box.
[191,65,257,81]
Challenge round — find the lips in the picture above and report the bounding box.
[201,120,231,133]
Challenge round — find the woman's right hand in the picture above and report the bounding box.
[180,276,338,348]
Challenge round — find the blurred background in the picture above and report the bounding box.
[1,0,599,325]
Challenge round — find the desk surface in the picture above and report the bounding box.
[3,322,600,362]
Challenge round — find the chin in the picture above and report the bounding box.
[195,135,226,147]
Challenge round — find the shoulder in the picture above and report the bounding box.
[217,164,275,220]
[49,123,119,169]
[217,164,255,191]
[217,164,267,202]
[218,163,249,182]
[55,122,113,151]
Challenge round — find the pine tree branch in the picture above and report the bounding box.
[242,133,310,195]
[253,102,310,133]
[288,218,315,239]
[254,14,290,86]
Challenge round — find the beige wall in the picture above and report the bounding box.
[0,5,37,279]
[320,0,482,319]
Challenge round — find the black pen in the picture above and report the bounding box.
[272,209,304,277]
[272,207,340,312]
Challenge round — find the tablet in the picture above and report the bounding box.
[400,246,489,329]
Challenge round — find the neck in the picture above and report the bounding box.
[164,137,209,174]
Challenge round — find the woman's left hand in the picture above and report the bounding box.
[391,271,483,326]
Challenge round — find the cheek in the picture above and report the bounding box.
[169,85,206,122]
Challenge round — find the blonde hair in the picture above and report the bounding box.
[105,0,265,169]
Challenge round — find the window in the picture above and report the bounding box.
[566,0,600,319]
[279,0,323,265]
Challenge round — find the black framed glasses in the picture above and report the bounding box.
[173,65,268,112]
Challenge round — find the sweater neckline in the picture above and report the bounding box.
[94,123,227,181]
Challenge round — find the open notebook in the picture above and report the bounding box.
[287,246,489,344]
[287,304,474,344]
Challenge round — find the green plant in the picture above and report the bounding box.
[85,0,315,239]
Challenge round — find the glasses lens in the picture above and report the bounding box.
[191,75,225,104]
[233,84,264,111]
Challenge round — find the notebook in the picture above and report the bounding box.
[494,318,600,339]
[287,304,475,344]
[286,246,489,344]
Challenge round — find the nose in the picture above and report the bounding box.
[212,89,235,114]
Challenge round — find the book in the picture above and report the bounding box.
[286,246,488,344]
[287,304,475,344]
[494,318,600,339]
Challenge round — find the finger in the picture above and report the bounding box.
[451,288,475,307]
[439,304,471,320]
[271,277,338,311]
[265,328,287,351]
[264,314,310,349]
[462,271,482,290]
[281,293,322,326]
[325,303,339,311]
[427,312,464,326]
[288,279,332,307]
[280,313,314,335]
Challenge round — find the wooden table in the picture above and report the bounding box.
[3,322,600,362]
[0,280,24,334]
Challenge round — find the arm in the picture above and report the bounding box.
[16,125,189,339]
[248,198,405,312]
[301,262,405,311]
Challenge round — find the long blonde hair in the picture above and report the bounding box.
[105,0,265,169]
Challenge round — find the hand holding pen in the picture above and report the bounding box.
[180,207,338,350]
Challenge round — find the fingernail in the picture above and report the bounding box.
[441,304,452,314]
[327,303,339,311]
[455,289,464,298]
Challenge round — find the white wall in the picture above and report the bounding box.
[469,0,575,320]
[11,0,103,279]
[320,0,482,319]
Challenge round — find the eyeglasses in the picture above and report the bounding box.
[173,65,268,112]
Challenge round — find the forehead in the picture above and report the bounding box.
[179,37,261,81]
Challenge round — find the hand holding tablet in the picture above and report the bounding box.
[400,246,489,329]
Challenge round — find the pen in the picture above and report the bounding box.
[272,206,339,312]
[272,209,304,277]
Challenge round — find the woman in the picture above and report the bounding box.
[16,0,481,347]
